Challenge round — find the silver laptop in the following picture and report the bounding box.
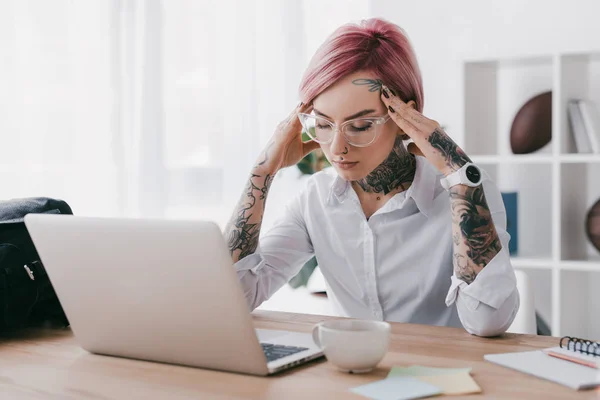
[24,214,323,376]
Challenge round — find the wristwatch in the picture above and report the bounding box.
[440,162,482,190]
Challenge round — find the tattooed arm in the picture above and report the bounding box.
[427,129,502,284]
[380,85,518,336]
[426,130,519,337]
[224,167,275,264]
[223,156,316,311]
[379,86,502,284]
[427,129,518,337]
[222,102,319,310]
[449,184,502,284]
[223,102,318,263]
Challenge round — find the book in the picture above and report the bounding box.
[484,336,600,390]
[578,99,600,154]
[501,192,518,255]
[568,100,592,153]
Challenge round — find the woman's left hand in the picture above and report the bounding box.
[380,84,471,176]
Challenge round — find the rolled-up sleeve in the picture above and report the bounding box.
[444,172,520,337]
[234,190,314,311]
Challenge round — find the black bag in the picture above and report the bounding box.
[0,197,72,330]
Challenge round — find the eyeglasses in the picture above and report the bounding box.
[297,113,391,147]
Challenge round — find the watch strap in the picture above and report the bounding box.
[441,169,462,190]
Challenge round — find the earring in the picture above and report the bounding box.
[342,146,349,155]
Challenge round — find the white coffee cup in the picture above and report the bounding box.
[312,319,391,373]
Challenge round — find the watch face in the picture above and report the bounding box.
[466,165,481,184]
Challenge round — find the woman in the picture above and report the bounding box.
[224,18,519,337]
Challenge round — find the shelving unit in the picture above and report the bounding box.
[471,154,600,164]
[463,51,600,339]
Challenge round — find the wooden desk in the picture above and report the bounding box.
[1,311,598,399]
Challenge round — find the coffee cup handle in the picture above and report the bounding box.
[312,323,322,348]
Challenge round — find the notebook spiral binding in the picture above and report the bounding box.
[560,336,600,357]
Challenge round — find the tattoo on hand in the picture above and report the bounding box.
[450,185,501,284]
[224,172,274,260]
[355,136,416,195]
[352,78,383,92]
[428,129,471,173]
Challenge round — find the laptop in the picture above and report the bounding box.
[24,214,324,376]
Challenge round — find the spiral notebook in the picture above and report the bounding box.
[485,336,600,390]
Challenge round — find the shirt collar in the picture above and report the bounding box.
[326,156,437,218]
[405,156,436,218]
[327,174,350,204]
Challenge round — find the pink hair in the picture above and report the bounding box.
[299,18,424,112]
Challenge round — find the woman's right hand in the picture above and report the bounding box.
[255,102,321,174]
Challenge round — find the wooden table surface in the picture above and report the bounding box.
[1,310,599,399]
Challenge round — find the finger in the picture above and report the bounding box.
[385,102,421,138]
[299,101,313,114]
[407,142,425,157]
[381,85,437,133]
[302,139,321,155]
[279,109,299,132]
[291,101,313,119]
[281,102,304,126]
[381,91,422,125]
[296,102,313,121]
[291,102,313,129]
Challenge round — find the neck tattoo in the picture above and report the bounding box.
[354,136,416,195]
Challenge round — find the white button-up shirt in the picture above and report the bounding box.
[235,156,519,336]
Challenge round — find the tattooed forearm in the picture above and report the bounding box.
[260,174,274,211]
[355,135,416,194]
[449,185,502,284]
[352,78,383,92]
[454,253,476,284]
[428,129,472,173]
[257,140,274,166]
[452,232,461,246]
[224,171,275,262]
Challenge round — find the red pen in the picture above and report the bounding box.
[544,349,599,369]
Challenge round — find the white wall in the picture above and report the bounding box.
[370,0,600,145]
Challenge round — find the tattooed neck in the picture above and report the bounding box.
[354,136,416,195]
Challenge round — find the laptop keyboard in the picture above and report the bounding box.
[260,343,309,363]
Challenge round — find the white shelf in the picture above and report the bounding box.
[560,260,600,272]
[511,257,553,269]
[471,154,600,164]
[464,51,600,338]
[471,155,554,164]
[558,154,600,163]
[511,258,600,272]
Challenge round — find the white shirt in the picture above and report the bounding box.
[234,156,520,337]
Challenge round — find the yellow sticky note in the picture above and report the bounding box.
[388,365,472,378]
[416,372,482,395]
